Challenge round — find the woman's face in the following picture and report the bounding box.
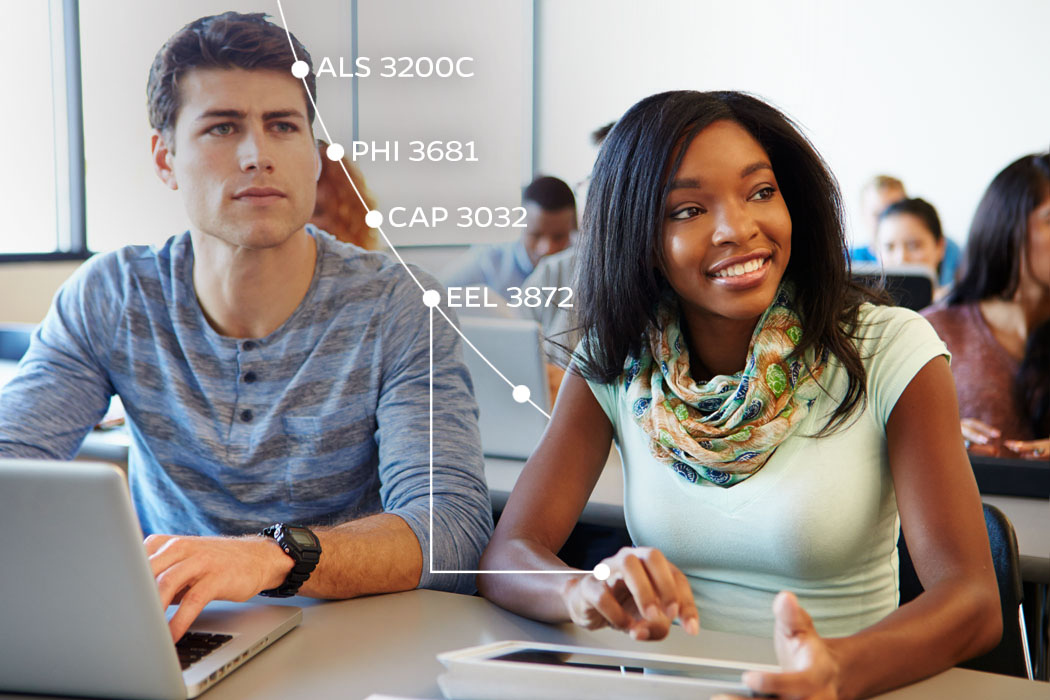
[660,120,792,325]
[1024,193,1050,288]
[876,213,945,277]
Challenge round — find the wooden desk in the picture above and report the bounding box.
[7,590,1043,699]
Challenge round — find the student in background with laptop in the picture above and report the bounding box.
[0,12,492,642]
[875,197,950,301]
[441,175,578,294]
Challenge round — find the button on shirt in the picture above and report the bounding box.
[0,229,493,593]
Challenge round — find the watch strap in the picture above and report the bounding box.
[258,524,321,598]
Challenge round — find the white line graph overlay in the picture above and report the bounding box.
[275,2,586,578]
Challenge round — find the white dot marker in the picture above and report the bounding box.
[290,60,310,79]
[326,143,344,161]
[512,385,531,404]
[593,563,611,581]
[422,290,441,308]
[365,210,383,228]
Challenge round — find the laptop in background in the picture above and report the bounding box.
[852,262,936,311]
[0,459,301,700]
[970,454,1050,498]
[460,317,551,460]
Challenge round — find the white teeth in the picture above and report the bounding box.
[714,258,766,278]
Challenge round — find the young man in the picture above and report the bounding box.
[441,175,577,295]
[0,12,492,641]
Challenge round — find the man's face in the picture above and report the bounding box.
[154,68,319,249]
[522,204,576,267]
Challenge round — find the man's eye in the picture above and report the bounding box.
[273,122,298,133]
[207,123,235,136]
[669,206,703,220]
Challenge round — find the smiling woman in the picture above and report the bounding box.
[478,90,1002,700]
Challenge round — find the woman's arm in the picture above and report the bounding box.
[478,370,699,638]
[478,370,614,619]
[740,356,1002,700]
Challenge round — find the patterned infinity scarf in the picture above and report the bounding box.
[624,283,827,487]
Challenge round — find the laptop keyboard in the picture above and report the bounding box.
[175,632,233,670]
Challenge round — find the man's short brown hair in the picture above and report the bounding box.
[147,12,316,142]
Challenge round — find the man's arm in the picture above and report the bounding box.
[0,255,121,459]
[369,271,494,592]
[150,270,493,641]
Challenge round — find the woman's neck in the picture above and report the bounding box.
[680,311,757,379]
[979,276,1050,359]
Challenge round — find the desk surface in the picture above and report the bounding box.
[6,590,1044,700]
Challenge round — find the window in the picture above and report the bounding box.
[0,0,87,262]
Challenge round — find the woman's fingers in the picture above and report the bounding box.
[614,551,667,624]
[563,547,699,640]
[1004,438,1050,459]
[672,567,701,634]
[961,417,1000,444]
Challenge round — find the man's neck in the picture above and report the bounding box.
[190,228,318,339]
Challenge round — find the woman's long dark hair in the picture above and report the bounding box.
[1016,321,1050,438]
[948,153,1050,304]
[573,90,880,434]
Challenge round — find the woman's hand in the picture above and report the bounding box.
[715,592,841,700]
[560,546,699,641]
[1003,437,1050,459]
[960,418,1002,456]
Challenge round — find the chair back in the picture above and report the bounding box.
[897,503,1029,678]
[0,324,33,362]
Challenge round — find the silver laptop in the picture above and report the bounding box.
[460,317,551,460]
[0,459,302,700]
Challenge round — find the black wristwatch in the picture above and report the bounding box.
[258,523,322,597]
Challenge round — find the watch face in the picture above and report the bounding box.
[289,528,316,548]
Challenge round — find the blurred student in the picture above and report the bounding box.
[441,176,576,294]
[876,197,949,300]
[310,139,379,250]
[923,153,1050,459]
[853,175,962,287]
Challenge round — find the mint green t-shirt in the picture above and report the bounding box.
[586,304,949,638]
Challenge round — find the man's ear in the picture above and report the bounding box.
[151,131,178,191]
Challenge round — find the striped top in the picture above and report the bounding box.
[0,228,493,593]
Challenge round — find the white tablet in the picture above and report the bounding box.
[437,640,779,699]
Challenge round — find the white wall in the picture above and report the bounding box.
[535,0,1050,247]
[355,0,532,246]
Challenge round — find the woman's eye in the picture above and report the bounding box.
[669,206,703,220]
[750,186,776,201]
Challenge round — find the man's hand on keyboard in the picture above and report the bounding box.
[145,534,293,641]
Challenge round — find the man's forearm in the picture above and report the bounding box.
[297,513,423,599]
